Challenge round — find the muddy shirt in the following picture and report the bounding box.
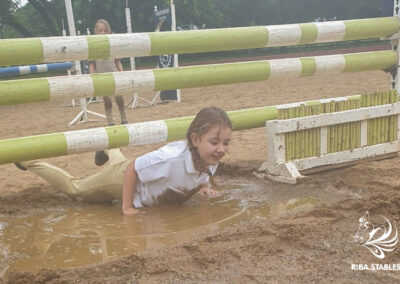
[133,141,217,208]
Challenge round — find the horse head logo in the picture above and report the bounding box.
[354,211,398,259]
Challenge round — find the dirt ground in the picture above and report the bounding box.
[2,47,400,283]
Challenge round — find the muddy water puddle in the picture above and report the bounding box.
[0,181,322,278]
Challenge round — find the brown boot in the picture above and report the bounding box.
[95,151,109,166]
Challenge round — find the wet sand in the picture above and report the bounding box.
[1,49,400,283]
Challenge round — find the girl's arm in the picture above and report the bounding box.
[122,160,140,215]
[115,59,123,72]
[89,61,96,73]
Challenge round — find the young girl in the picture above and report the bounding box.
[15,107,232,215]
[90,19,128,126]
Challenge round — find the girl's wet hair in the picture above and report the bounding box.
[94,19,112,34]
[187,107,232,183]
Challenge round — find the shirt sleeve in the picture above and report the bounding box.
[199,174,210,187]
[134,149,169,183]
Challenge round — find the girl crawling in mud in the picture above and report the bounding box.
[15,107,232,215]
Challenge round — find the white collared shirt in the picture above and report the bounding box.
[133,141,217,208]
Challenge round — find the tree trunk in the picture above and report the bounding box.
[38,0,63,30]
[0,18,33,37]
[27,0,58,35]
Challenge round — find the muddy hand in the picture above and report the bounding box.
[123,207,140,215]
[199,187,218,197]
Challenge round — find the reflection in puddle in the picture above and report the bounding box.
[0,182,319,278]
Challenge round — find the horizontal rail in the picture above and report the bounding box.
[294,141,400,171]
[0,94,368,164]
[268,103,400,134]
[0,17,398,66]
[0,62,73,77]
[0,51,396,106]
[0,106,273,164]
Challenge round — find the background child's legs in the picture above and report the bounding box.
[114,95,127,124]
[103,96,114,126]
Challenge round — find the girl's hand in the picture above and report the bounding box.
[123,207,140,215]
[199,186,218,197]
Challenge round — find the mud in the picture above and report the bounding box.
[2,47,400,283]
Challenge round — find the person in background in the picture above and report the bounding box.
[90,19,128,126]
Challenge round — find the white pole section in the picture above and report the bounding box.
[170,0,181,102]
[62,18,75,107]
[125,0,136,71]
[170,0,177,67]
[64,0,88,121]
[392,0,400,102]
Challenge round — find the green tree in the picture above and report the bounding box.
[27,0,58,35]
[0,0,33,36]
[0,0,390,38]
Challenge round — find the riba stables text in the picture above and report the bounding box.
[352,263,400,271]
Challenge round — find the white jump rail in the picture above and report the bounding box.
[264,102,400,184]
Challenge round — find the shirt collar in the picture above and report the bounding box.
[184,142,218,175]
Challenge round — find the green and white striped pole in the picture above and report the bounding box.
[0,94,367,165]
[0,17,398,66]
[0,50,397,106]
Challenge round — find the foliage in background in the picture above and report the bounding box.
[0,0,391,38]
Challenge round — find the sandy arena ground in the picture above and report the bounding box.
[2,48,400,283]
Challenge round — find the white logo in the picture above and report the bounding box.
[159,54,173,68]
[354,211,398,259]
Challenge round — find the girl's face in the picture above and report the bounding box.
[95,23,109,34]
[191,125,232,167]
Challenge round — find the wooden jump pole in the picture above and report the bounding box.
[0,94,369,165]
[0,62,74,77]
[0,50,397,106]
[0,17,399,66]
